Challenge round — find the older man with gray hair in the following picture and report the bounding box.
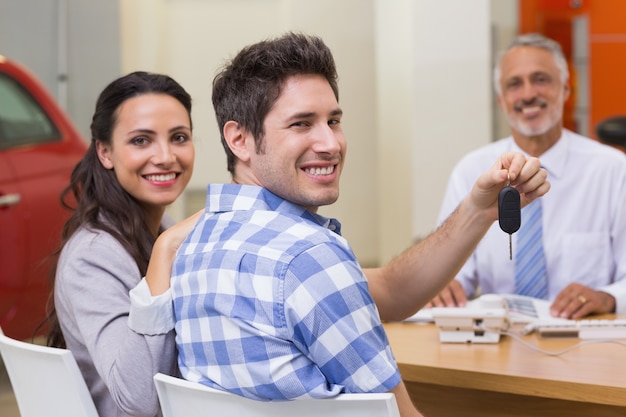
[430,33,626,319]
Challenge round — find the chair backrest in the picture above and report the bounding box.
[0,327,99,417]
[154,373,400,417]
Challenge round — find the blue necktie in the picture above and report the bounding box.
[515,199,548,299]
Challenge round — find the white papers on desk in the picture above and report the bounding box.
[403,294,554,324]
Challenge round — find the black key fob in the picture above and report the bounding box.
[498,186,521,234]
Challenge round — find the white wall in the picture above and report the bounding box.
[119,0,500,267]
[491,0,520,140]
[375,0,492,262]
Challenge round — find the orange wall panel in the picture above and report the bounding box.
[519,0,626,140]
[588,0,626,33]
[589,42,626,134]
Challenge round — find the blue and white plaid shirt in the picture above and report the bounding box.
[171,184,401,401]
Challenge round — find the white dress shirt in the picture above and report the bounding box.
[437,130,626,313]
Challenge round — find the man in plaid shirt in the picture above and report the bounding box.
[169,32,549,417]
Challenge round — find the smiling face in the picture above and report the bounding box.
[497,46,570,147]
[230,74,345,212]
[96,93,194,214]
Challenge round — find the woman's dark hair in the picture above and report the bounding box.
[43,71,192,347]
[212,32,339,174]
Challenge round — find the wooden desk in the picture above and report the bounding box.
[384,320,626,417]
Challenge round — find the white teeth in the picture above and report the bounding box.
[522,106,541,114]
[145,173,176,182]
[304,166,334,176]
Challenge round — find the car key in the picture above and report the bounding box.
[498,174,521,260]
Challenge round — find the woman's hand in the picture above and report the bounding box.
[145,210,204,295]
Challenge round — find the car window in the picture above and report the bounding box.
[0,73,60,150]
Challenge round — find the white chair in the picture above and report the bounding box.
[0,327,99,417]
[154,372,400,417]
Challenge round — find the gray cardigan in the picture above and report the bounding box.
[55,224,177,417]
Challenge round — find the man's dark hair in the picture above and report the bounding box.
[212,32,339,174]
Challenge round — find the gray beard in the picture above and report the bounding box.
[506,107,563,137]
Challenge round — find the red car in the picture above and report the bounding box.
[0,56,87,340]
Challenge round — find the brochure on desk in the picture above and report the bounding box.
[404,294,553,324]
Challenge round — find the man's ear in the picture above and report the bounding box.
[95,140,114,169]
[496,94,504,112]
[563,83,571,102]
[224,120,252,162]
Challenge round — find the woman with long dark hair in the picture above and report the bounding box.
[46,71,196,417]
